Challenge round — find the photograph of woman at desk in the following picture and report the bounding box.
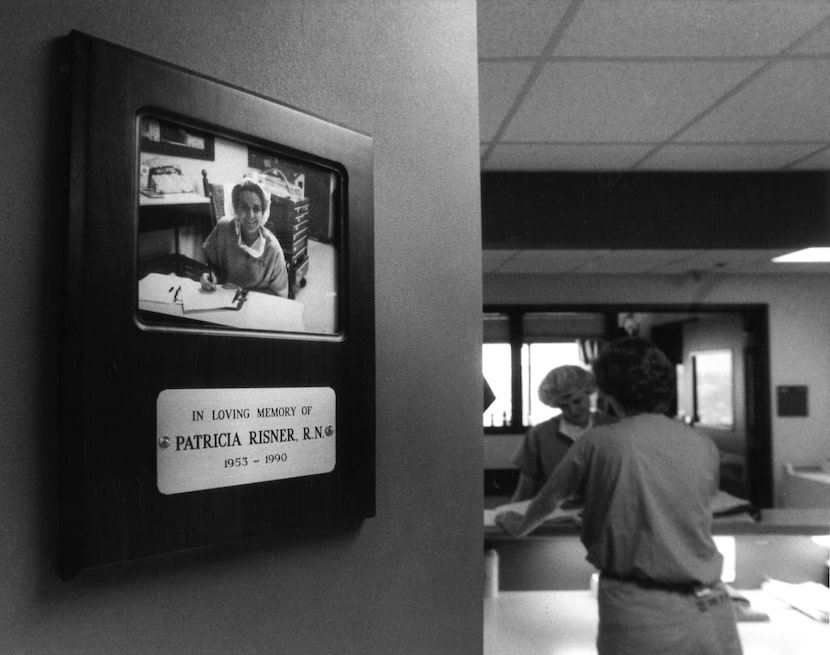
[199,180,289,298]
[137,115,341,336]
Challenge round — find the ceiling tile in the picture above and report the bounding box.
[752,261,830,274]
[790,146,830,169]
[496,251,595,274]
[683,249,791,269]
[646,251,709,274]
[502,61,761,142]
[479,61,534,140]
[481,248,830,276]
[477,0,569,58]
[642,143,821,170]
[790,16,830,54]
[483,143,654,170]
[556,0,830,57]
[680,60,830,142]
[512,249,611,262]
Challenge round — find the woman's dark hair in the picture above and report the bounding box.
[592,337,676,415]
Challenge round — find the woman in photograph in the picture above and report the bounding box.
[200,179,289,297]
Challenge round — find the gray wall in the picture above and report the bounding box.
[0,1,483,653]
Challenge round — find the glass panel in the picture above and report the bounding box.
[483,343,512,427]
[522,341,584,426]
[693,350,734,430]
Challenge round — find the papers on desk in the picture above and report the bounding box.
[711,490,759,520]
[139,274,246,312]
[484,499,582,528]
[484,490,759,530]
[138,273,180,304]
[138,273,307,332]
[179,282,245,312]
[762,578,830,623]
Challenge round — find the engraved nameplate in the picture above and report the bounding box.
[157,387,336,494]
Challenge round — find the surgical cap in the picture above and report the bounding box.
[538,365,596,407]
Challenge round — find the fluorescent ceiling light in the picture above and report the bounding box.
[772,247,830,263]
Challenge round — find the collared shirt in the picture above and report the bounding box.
[537,413,724,585]
[233,218,266,259]
[202,217,289,297]
[511,411,615,496]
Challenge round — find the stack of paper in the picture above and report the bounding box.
[138,273,180,304]
[484,499,582,528]
[762,577,830,623]
[179,281,244,312]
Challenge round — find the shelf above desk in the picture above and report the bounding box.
[139,193,212,233]
[139,191,210,206]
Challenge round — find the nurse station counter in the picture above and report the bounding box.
[484,501,829,654]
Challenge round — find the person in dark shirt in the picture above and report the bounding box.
[510,365,615,501]
[200,180,289,297]
[496,337,742,655]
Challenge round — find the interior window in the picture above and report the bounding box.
[483,309,601,430]
[483,343,512,427]
[522,341,584,426]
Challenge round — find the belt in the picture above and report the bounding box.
[600,571,720,596]
[600,572,730,612]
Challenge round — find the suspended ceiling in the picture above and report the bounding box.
[478,0,830,275]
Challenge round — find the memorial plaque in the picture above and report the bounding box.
[63,31,374,577]
[158,387,336,494]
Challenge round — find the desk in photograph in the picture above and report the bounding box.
[484,590,829,655]
[139,275,306,333]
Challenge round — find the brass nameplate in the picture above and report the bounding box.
[157,387,336,494]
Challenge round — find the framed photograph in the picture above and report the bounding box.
[137,113,343,337]
[62,31,375,577]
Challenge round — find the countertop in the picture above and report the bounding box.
[484,589,829,655]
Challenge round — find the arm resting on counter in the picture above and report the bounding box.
[496,483,566,537]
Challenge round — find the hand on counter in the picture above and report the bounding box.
[495,510,526,537]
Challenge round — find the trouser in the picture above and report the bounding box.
[596,576,743,655]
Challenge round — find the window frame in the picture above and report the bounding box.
[483,305,614,435]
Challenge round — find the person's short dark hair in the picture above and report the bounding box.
[592,337,675,415]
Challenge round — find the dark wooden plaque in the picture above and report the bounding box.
[61,31,375,577]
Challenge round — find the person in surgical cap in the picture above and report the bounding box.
[510,364,616,501]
